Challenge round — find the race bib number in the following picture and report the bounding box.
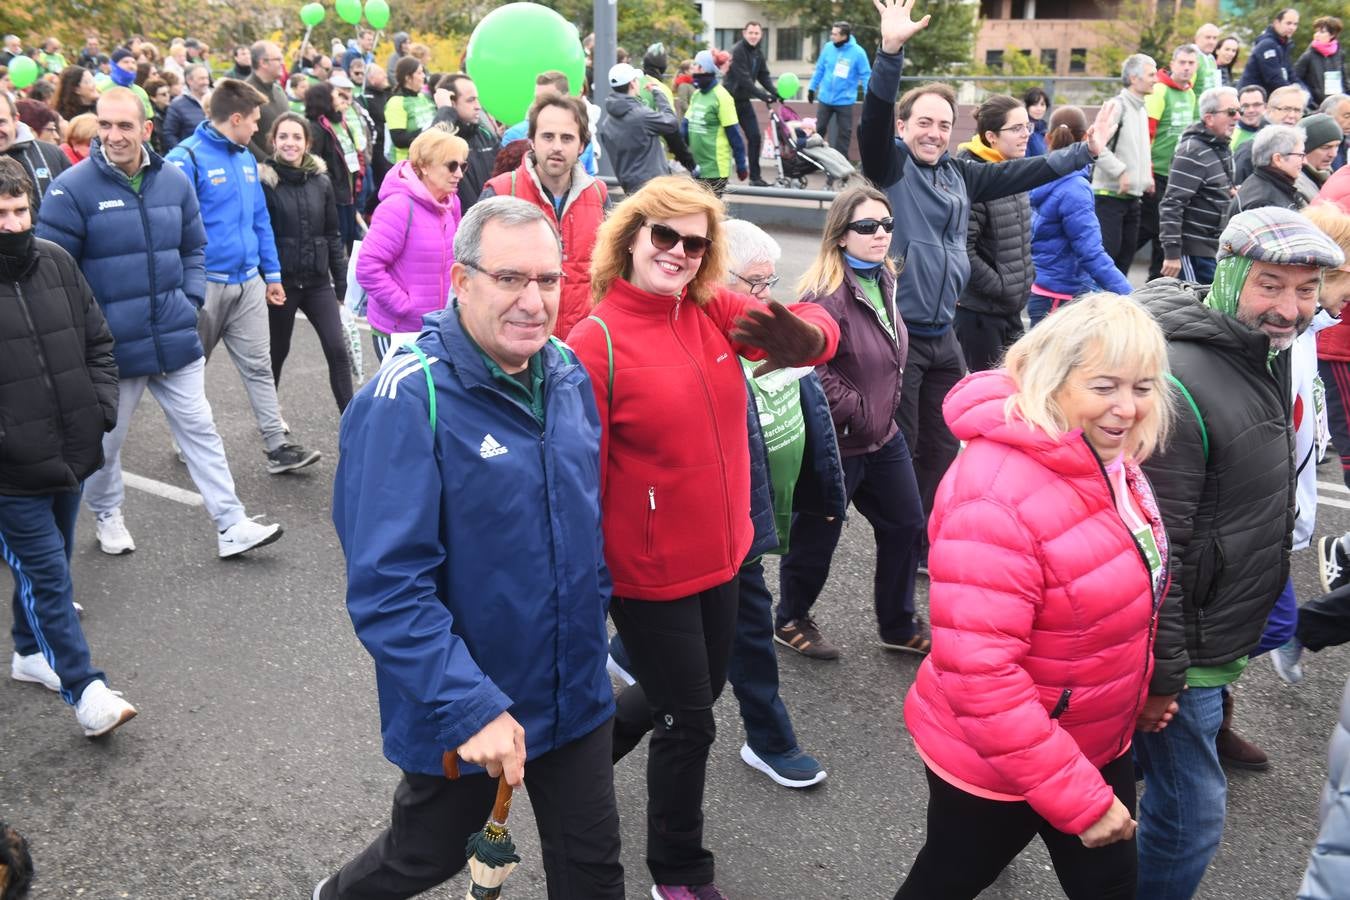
[1328,71,1344,96]
[833,60,850,80]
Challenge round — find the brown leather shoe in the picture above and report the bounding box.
[1216,690,1270,771]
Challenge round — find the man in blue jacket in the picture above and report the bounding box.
[318,196,622,900]
[861,0,1116,570]
[167,78,320,475]
[36,88,284,560]
[808,22,871,166]
[1241,8,1301,97]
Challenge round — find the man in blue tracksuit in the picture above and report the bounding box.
[167,78,320,475]
[808,22,871,164]
[318,196,623,900]
[860,0,1112,564]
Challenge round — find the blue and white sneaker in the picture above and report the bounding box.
[739,742,827,788]
[1270,640,1305,685]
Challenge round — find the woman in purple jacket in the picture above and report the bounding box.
[775,185,927,660]
[355,128,466,361]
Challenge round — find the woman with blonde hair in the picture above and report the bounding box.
[896,293,1175,899]
[568,175,839,900]
[775,185,927,660]
[356,127,466,360]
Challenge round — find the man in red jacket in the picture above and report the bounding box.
[479,94,607,339]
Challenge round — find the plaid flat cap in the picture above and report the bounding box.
[1217,206,1345,268]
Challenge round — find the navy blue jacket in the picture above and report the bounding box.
[37,142,208,378]
[332,308,614,775]
[1241,26,1297,95]
[161,93,206,151]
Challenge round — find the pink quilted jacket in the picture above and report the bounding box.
[904,370,1166,835]
[356,160,461,336]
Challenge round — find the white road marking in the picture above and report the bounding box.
[1319,479,1349,494]
[122,472,205,508]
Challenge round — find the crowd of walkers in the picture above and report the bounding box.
[10,1,1350,898]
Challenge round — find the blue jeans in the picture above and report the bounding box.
[1028,293,1054,328]
[1135,685,1227,900]
[3,490,103,704]
[610,557,800,756]
[1256,576,1298,655]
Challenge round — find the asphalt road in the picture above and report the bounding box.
[3,230,1347,899]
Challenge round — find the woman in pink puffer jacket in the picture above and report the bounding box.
[356,129,466,361]
[896,295,1175,900]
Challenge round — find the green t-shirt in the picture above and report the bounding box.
[685,84,738,178]
[1145,82,1198,177]
[385,93,436,162]
[743,359,807,554]
[1194,53,1219,97]
[1231,126,1258,151]
[1187,656,1248,688]
[856,273,895,339]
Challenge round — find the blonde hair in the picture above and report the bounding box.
[590,175,729,306]
[1002,293,1174,461]
[64,112,97,147]
[409,128,469,177]
[797,185,897,298]
[1305,201,1350,296]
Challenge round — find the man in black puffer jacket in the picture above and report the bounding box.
[1132,207,1344,900]
[0,157,138,739]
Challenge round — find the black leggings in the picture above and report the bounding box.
[895,752,1138,900]
[267,280,354,412]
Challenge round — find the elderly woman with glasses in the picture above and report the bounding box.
[775,185,927,661]
[356,127,466,360]
[568,176,839,900]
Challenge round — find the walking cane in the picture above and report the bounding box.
[443,750,520,900]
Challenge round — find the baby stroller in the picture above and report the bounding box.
[768,103,858,190]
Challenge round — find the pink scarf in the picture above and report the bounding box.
[1313,38,1340,57]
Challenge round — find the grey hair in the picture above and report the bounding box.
[1121,53,1156,87]
[184,63,209,81]
[1198,86,1238,116]
[1252,124,1303,167]
[722,219,781,274]
[453,196,560,268]
[1322,93,1350,114]
[1173,43,1201,60]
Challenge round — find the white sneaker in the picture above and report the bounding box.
[95,510,135,555]
[11,651,60,691]
[74,680,136,737]
[218,516,284,558]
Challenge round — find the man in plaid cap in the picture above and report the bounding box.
[1132,206,1345,899]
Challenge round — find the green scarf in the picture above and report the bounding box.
[1203,255,1252,317]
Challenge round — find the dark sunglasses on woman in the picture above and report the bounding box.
[846,217,895,235]
[648,222,711,258]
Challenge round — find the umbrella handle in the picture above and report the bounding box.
[490,775,515,825]
[443,749,460,780]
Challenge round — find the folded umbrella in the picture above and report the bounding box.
[444,750,520,900]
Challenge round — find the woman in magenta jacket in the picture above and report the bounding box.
[895,294,1176,900]
[355,128,465,361]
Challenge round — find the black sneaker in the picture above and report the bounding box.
[749,177,770,187]
[1319,535,1350,593]
[266,443,322,474]
[774,617,840,660]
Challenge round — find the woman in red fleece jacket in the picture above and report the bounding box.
[895,295,1175,900]
[567,176,838,900]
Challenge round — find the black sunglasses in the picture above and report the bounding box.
[648,222,711,258]
[846,217,895,235]
[445,160,463,174]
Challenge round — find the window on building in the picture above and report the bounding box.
[985,49,1005,70]
[1040,48,1058,71]
[980,0,1003,18]
[714,29,739,51]
[1069,48,1087,73]
[776,27,802,61]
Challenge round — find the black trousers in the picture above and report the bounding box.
[952,307,1024,374]
[268,280,354,412]
[895,752,1138,900]
[815,102,855,159]
[611,581,739,886]
[1095,194,1142,276]
[1136,175,1167,281]
[320,720,624,899]
[896,329,966,521]
[733,98,764,180]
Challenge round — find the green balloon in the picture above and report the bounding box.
[336,0,362,26]
[776,72,800,101]
[300,2,326,27]
[466,3,585,125]
[8,56,37,90]
[364,0,390,30]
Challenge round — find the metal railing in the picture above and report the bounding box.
[897,73,1120,106]
[599,175,838,205]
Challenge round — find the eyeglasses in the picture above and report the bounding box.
[445,159,464,174]
[1217,107,1240,117]
[647,222,711,258]
[461,260,564,292]
[733,271,780,296]
[998,123,1031,135]
[1270,104,1303,114]
[1282,151,1308,159]
[846,217,895,235]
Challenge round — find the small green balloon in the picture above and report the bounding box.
[467,3,586,126]
[300,3,326,27]
[8,56,37,90]
[776,72,800,101]
[336,0,363,26]
[364,0,390,30]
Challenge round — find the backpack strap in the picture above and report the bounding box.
[586,314,613,395]
[406,343,437,430]
[1165,373,1208,462]
[547,336,574,365]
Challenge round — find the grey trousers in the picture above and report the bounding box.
[200,277,287,452]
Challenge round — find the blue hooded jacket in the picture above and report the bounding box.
[809,36,871,107]
[1029,166,1132,297]
[332,307,614,775]
[167,121,282,285]
[37,140,207,378]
